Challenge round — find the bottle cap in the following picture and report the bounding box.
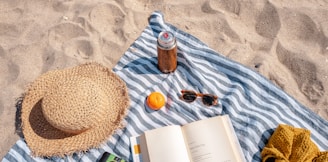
[157,31,176,49]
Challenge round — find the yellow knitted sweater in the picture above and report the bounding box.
[261,124,328,162]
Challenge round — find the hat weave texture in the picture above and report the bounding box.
[21,62,130,157]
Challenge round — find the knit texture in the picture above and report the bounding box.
[261,124,328,162]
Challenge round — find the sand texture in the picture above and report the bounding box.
[1,0,328,159]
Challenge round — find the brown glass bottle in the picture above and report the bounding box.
[157,31,177,73]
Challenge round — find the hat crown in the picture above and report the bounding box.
[42,77,109,134]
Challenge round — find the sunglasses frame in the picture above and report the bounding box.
[180,90,218,106]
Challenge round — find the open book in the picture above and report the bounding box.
[130,115,246,162]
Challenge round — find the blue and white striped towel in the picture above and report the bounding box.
[2,11,328,162]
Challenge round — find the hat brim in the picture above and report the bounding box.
[21,63,130,157]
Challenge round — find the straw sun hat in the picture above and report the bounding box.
[21,62,130,157]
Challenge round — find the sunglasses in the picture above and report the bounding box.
[180,90,218,106]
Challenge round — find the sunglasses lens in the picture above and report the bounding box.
[202,95,217,106]
[182,92,197,102]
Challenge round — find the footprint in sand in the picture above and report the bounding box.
[255,2,280,39]
[0,50,9,86]
[20,21,44,46]
[207,0,240,15]
[40,47,57,73]
[52,0,74,12]
[276,42,325,104]
[280,12,319,42]
[7,61,20,83]
[0,0,21,11]
[101,39,123,67]
[0,23,15,36]
[0,46,20,84]
[87,2,130,64]
[277,10,327,55]
[0,23,20,48]
[200,1,241,43]
[0,45,5,58]
[251,53,290,90]
[48,22,94,60]
[9,44,45,82]
[0,7,23,24]
[88,2,127,45]
[244,1,280,52]
[63,38,94,60]
[0,98,3,116]
[48,23,89,51]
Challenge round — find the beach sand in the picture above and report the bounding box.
[1,0,327,159]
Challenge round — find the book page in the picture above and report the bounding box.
[182,115,245,162]
[139,125,191,162]
[222,116,246,162]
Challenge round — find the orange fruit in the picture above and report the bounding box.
[146,92,165,110]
